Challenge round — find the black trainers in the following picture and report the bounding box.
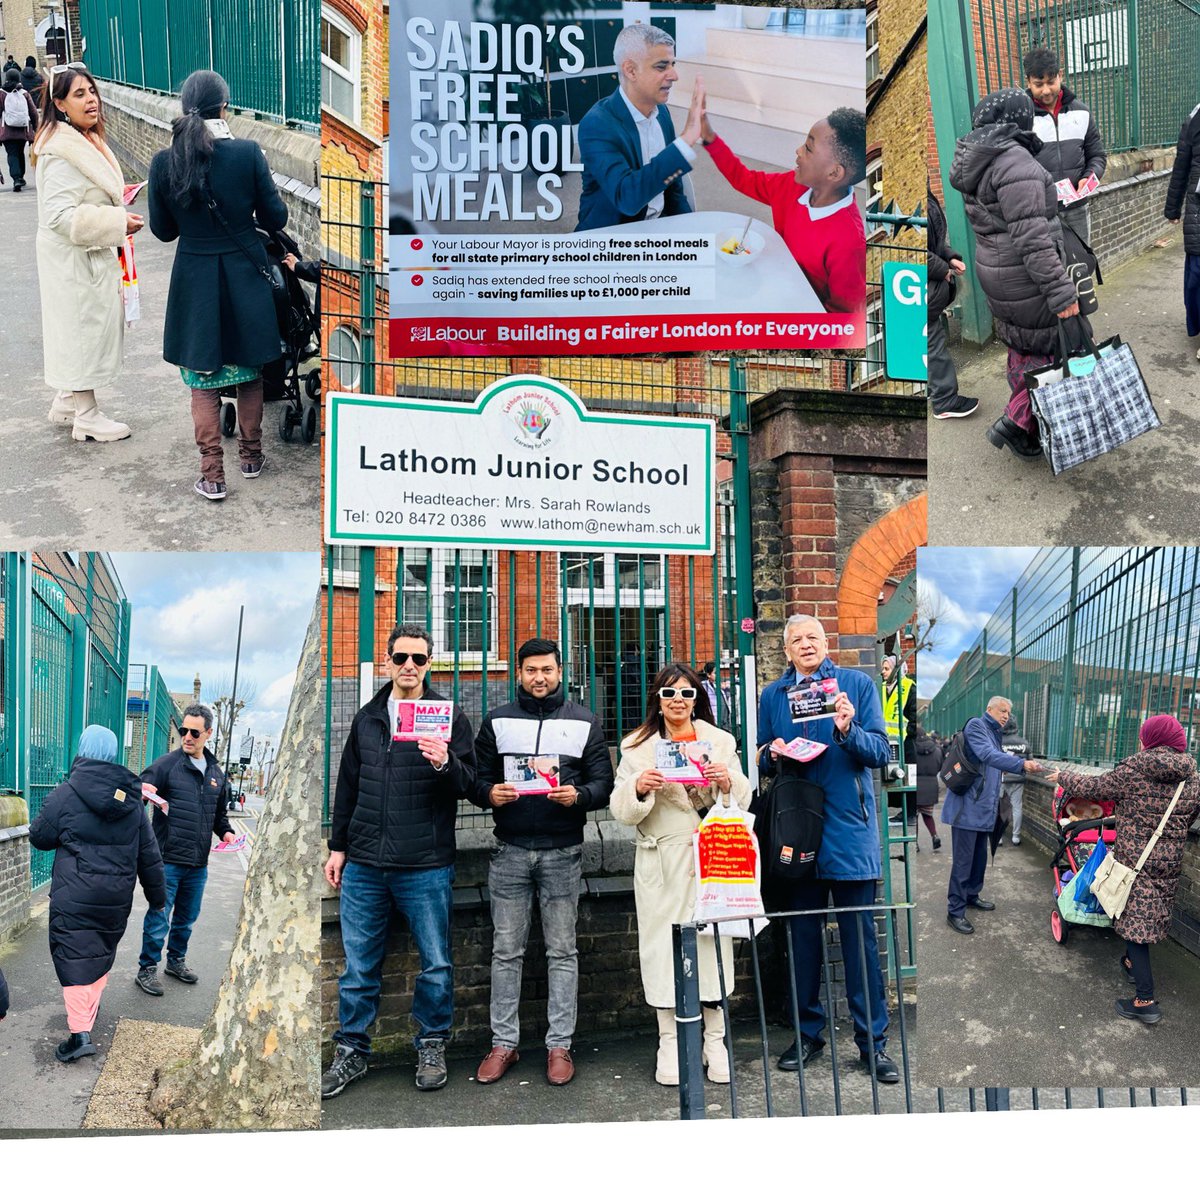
[932,395,980,419]
[1115,997,1162,1025]
[777,1036,824,1071]
[164,959,199,984]
[415,1041,449,1091]
[135,966,164,996]
[322,1044,369,1099]
[55,1032,96,1062]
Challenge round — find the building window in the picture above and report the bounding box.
[866,149,884,208]
[321,6,361,126]
[328,324,362,391]
[401,550,497,659]
[860,295,886,386]
[866,7,880,84]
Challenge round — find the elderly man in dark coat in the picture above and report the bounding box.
[943,696,1041,934]
[1053,715,1200,1025]
[28,725,166,1062]
[949,88,1085,462]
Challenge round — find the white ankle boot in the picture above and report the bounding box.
[71,392,131,443]
[655,1008,678,1086]
[702,1006,731,1084]
[48,390,75,425]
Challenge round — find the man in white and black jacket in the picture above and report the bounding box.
[322,623,476,1099]
[1024,47,1108,244]
[136,703,236,997]
[470,637,614,1088]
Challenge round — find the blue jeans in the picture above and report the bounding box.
[140,863,208,969]
[334,861,454,1056]
[488,842,582,1050]
[784,879,889,1055]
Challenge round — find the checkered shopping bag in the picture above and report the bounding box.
[1027,320,1159,475]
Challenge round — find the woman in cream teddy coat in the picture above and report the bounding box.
[611,662,751,1086]
[34,65,142,442]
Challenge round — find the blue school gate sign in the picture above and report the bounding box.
[882,262,928,383]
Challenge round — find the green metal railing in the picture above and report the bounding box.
[77,0,319,128]
[127,664,180,775]
[964,0,1199,152]
[928,547,1200,763]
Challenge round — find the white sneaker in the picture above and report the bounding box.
[48,391,75,425]
[1012,835,1021,845]
[72,406,131,443]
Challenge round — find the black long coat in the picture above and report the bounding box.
[148,138,289,373]
[28,758,167,987]
[914,733,942,812]
[1164,103,1200,257]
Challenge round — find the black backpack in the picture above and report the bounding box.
[755,773,825,892]
[938,728,981,795]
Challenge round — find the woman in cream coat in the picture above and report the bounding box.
[35,65,142,442]
[611,662,751,1086]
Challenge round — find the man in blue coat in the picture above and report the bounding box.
[575,23,705,232]
[944,697,1041,934]
[757,614,897,1082]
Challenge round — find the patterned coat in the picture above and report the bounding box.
[1058,749,1200,944]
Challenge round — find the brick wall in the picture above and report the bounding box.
[98,82,321,262]
[1089,168,1178,274]
[1019,774,1200,957]
[0,794,32,943]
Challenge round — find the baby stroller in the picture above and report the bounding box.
[1049,784,1116,944]
[219,227,321,445]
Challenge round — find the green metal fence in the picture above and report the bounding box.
[77,0,320,128]
[964,0,1200,152]
[126,664,180,775]
[927,547,1200,762]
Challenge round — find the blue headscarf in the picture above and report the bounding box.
[78,725,119,763]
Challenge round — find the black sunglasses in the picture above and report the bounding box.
[391,652,429,666]
[181,726,206,739]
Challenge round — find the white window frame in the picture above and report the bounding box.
[866,148,884,208]
[562,553,667,607]
[321,5,362,128]
[866,7,880,85]
[400,549,499,666]
[859,295,886,386]
[328,324,363,392]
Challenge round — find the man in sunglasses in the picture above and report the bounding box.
[470,637,614,1086]
[322,624,476,1098]
[136,703,237,997]
[756,614,899,1083]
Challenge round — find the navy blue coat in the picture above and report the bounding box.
[757,658,891,880]
[28,758,166,987]
[148,137,289,372]
[941,713,1026,832]
[575,89,693,232]
[142,747,233,868]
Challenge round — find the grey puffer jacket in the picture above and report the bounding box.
[949,123,1078,354]
[1164,102,1200,257]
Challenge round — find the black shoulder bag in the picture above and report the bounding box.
[204,186,291,338]
[938,726,981,795]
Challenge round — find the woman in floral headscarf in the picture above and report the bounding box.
[948,87,1086,461]
[1051,715,1200,1025]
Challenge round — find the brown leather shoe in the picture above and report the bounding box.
[476,1046,519,1084]
[546,1048,575,1086]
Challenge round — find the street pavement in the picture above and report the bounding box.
[0,797,258,1132]
[914,793,1200,1089]
[0,182,320,550]
[929,233,1200,546]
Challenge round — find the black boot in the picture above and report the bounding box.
[56,1032,97,1062]
[986,415,1043,459]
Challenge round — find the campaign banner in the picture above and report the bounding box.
[787,677,841,723]
[655,739,714,786]
[389,4,867,355]
[394,699,454,741]
[505,754,561,794]
[325,375,716,554]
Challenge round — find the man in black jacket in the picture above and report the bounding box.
[322,623,476,1099]
[927,188,978,420]
[136,703,236,996]
[1024,48,1107,245]
[471,638,614,1087]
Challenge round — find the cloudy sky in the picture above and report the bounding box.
[918,547,1041,701]
[110,552,321,752]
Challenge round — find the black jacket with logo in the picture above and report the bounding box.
[142,747,233,868]
[1028,87,1107,196]
[329,683,476,870]
[1001,718,1030,784]
[472,686,614,848]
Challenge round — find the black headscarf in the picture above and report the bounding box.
[968,87,1043,156]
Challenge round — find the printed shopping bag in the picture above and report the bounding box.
[692,799,769,938]
[119,234,140,325]
[1028,320,1159,474]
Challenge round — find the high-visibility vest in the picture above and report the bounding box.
[882,675,914,741]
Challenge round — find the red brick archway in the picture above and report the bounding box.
[837,494,927,636]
